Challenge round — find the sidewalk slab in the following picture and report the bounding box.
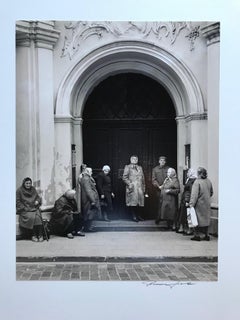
[16,230,218,262]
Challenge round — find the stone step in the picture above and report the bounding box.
[94,219,167,231]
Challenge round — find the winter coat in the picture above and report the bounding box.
[160,176,180,221]
[189,178,213,227]
[122,164,145,207]
[96,171,113,211]
[80,174,101,221]
[177,177,196,226]
[16,185,42,229]
[50,195,78,235]
[152,165,170,188]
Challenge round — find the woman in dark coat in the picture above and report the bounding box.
[80,167,101,231]
[160,168,180,230]
[189,167,213,241]
[176,168,197,235]
[96,165,115,221]
[50,189,85,239]
[16,177,43,242]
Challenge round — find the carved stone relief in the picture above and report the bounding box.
[61,21,201,60]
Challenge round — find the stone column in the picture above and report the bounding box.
[73,118,83,210]
[201,22,220,206]
[54,116,73,199]
[176,116,186,188]
[16,21,60,204]
[187,115,208,171]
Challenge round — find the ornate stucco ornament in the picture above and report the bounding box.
[61,21,200,60]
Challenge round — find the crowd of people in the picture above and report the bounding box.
[16,155,213,242]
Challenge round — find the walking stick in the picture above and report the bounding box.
[38,210,49,241]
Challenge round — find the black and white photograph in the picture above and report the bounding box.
[1,0,240,319]
[15,20,219,282]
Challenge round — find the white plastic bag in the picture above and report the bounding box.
[187,207,198,228]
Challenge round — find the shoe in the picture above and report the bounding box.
[191,236,201,241]
[137,216,144,221]
[86,227,96,232]
[76,231,85,237]
[177,226,184,233]
[132,217,139,222]
[67,233,74,239]
[103,217,111,222]
[38,236,44,242]
[183,231,193,236]
[202,235,210,241]
[31,235,38,242]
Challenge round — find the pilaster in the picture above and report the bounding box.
[16,21,60,204]
[201,22,220,206]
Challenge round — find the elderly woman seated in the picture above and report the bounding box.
[50,189,85,239]
[16,177,44,242]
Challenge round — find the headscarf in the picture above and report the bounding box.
[85,167,93,176]
[197,167,208,179]
[16,177,41,212]
[185,168,197,184]
[20,177,37,199]
[163,168,177,184]
[167,168,177,178]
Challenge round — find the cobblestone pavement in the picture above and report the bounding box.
[16,262,217,281]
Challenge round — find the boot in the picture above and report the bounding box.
[103,212,110,222]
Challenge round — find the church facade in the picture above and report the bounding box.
[16,21,219,227]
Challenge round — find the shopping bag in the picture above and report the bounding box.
[187,207,198,228]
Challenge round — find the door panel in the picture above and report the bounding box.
[83,120,177,220]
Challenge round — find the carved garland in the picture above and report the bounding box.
[61,21,200,60]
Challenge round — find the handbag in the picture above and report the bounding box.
[187,207,198,228]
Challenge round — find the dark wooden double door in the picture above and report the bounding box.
[83,119,177,219]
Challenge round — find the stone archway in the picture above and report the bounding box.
[54,41,205,198]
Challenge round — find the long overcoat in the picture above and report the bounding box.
[177,177,196,225]
[80,174,101,221]
[152,165,170,216]
[160,177,180,221]
[16,186,42,229]
[122,164,145,207]
[189,178,213,227]
[96,171,113,211]
[50,195,78,234]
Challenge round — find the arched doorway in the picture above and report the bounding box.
[82,73,176,220]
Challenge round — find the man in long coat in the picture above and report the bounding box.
[152,156,169,224]
[80,167,101,231]
[122,155,145,222]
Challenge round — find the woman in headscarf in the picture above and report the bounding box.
[176,168,197,235]
[80,167,101,232]
[189,167,213,241]
[16,177,43,242]
[159,168,180,230]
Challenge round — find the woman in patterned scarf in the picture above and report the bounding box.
[16,177,43,242]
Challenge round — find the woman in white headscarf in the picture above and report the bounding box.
[176,168,197,235]
[159,168,180,230]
